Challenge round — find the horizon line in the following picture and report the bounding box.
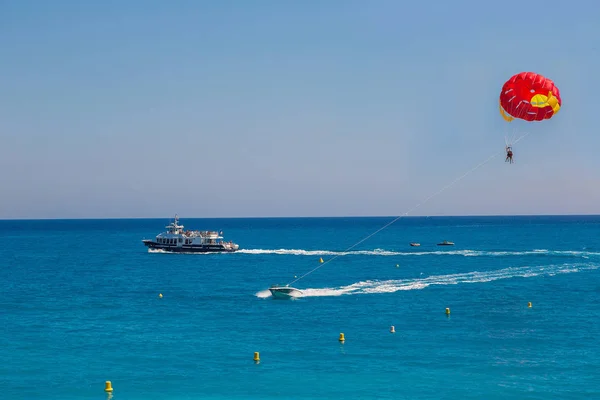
[1,212,599,221]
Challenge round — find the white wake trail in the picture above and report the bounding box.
[291,262,598,298]
[239,248,600,258]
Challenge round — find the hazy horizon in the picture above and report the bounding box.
[2,212,600,221]
[2,1,599,219]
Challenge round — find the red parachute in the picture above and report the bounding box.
[499,72,562,122]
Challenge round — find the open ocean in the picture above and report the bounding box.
[2,215,600,399]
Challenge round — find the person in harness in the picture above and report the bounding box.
[505,146,514,164]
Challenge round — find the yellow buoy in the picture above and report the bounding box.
[445,307,450,315]
[104,381,113,393]
[158,293,163,298]
[339,333,345,342]
[528,302,532,308]
[390,325,395,333]
[319,257,324,263]
[254,351,260,362]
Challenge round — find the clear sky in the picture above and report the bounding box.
[1,0,599,219]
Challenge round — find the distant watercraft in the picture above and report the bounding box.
[269,285,303,299]
[142,214,239,253]
[437,240,454,246]
[409,242,421,247]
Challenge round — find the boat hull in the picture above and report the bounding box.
[269,287,303,299]
[143,240,238,253]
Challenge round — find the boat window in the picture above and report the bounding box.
[178,238,183,243]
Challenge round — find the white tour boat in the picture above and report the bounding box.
[143,215,239,253]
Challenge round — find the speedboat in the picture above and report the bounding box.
[269,285,303,299]
[409,242,420,247]
[437,240,455,246]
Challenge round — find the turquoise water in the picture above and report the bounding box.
[2,216,600,399]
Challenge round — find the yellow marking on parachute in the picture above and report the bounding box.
[530,93,549,108]
[546,91,560,114]
[499,101,514,122]
[530,91,560,115]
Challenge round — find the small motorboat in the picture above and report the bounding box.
[409,242,420,247]
[269,285,303,299]
[437,240,455,246]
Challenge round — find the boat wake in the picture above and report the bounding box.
[240,248,600,258]
[261,262,599,298]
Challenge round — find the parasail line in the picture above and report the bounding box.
[286,131,532,287]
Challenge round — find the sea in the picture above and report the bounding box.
[2,215,600,400]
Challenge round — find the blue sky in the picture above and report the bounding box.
[1,0,599,219]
